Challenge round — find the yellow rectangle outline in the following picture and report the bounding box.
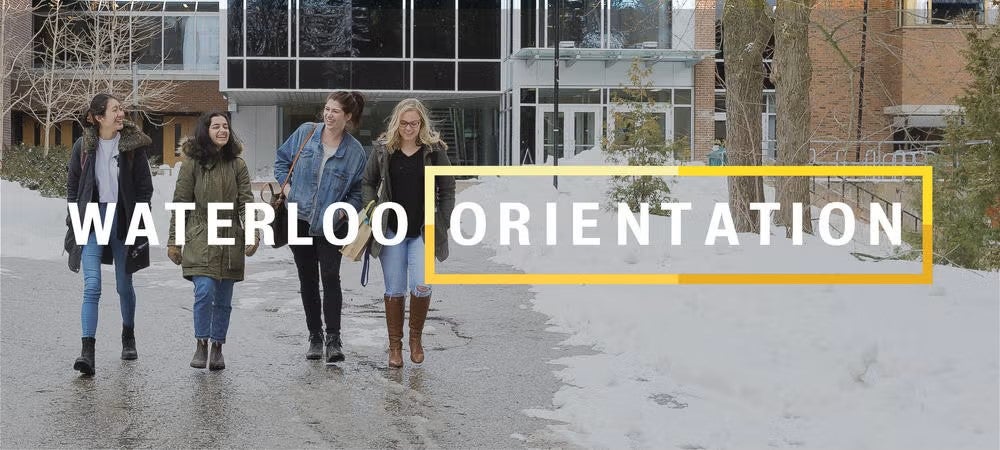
[424,165,933,285]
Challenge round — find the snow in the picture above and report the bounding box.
[2,149,997,449]
[0,170,179,261]
[455,147,999,449]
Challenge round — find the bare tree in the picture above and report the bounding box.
[773,0,814,234]
[74,0,176,125]
[15,0,177,154]
[14,0,83,155]
[722,0,772,233]
[1,0,38,150]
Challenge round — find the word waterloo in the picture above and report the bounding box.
[67,200,905,247]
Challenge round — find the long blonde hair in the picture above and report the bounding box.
[379,98,448,153]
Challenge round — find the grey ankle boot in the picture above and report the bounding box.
[190,339,208,369]
[208,341,225,371]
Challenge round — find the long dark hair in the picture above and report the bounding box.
[326,91,366,130]
[84,93,121,132]
[191,112,241,162]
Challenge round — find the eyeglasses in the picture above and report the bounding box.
[400,120,421,129]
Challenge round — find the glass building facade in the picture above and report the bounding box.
[223,0,709,176]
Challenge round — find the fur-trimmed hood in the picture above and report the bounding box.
[177,136,244,166]
[80,120,152,154]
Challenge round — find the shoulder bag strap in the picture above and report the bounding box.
[279,124,320,196]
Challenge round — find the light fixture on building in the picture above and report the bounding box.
[642,41,659,49]
[558,41,576,49]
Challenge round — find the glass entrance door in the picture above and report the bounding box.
[536,105,602,164]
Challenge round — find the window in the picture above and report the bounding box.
[228,60,244,88]
[300,0,354,57]
[520,88,537,104]
[609,88,671,103]
[246,0,287,57]
[546,0,600,48]
[413,0,454,58]
[609,0,671,49]
[247,60,294,88]
[163,16,220,70]
[458,62,500,91]
[539,88,602,104]
[133,16,164,67]
[900,0,995,25]
[520,0,536,48]
[673,106,691,142]
[228,0,243,56]
[352,0,403,58]
[299,61,409,90]
[414,61,455,90]
[174,123,183,154]
[459,0,500,58]
[351,61,408,89]
[300,61,350,89]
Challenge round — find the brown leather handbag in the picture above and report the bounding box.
[261,125,318,248]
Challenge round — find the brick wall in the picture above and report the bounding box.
[693,0,717,162]
[167,80,228,114]
[897,27,972,105]
[807,1,899,161]
[808,0,972,161]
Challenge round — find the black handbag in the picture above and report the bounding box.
[262,125,317,248]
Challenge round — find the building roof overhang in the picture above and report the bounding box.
[223,90,502,106]
[511,47,717,68]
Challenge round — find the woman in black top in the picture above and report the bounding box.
[362,98,455,368]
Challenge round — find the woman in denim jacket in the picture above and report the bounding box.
[274,91,367,363]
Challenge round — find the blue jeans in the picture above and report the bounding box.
[80,203,135,338]
[379,229,431,298]
[192,276,235,343]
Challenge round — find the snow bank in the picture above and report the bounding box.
[457,148,999,449]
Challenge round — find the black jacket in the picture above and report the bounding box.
[65,121,154,273]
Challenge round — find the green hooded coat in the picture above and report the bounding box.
[168,138,254,281]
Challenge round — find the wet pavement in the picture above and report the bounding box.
[1,241,586,448]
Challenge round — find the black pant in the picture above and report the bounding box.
[289,219,345,336]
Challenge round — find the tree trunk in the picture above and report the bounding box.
[722,0,772,233]
[43,126,51,155]
[774,0,813,235]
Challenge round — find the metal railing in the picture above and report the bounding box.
[809,140,943,166]
[809,175,923,233]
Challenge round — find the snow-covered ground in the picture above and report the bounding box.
[455,148,999,449]
[2,151,997,449]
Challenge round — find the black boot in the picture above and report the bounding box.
[208,341,225,371]
[74,337,96,375]
[305,332,324,360]
[190,339,208,369]
[325,333,344,364]
[121,326,138,360]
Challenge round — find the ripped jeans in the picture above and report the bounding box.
[379,229,431,298]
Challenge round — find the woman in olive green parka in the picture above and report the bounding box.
[167,112,255,371]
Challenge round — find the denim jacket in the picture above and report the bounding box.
[274,122,367,237]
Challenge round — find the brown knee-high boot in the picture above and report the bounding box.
[384,295,405,368]
[408,294,431,364]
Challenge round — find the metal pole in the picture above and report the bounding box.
[552,0,560,189]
